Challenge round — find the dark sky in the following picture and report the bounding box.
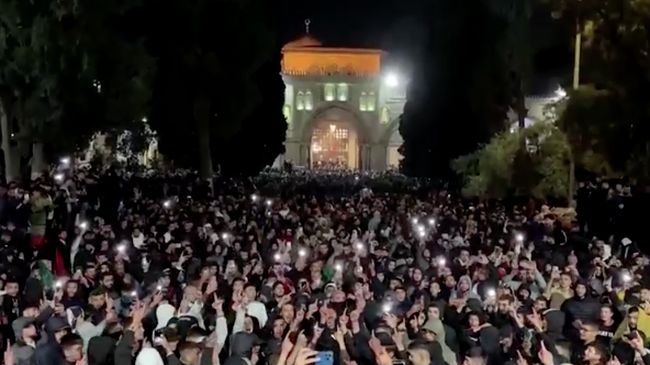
[274,0,572,88]
[275,0,429,72]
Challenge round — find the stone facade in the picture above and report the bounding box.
[280,34,406,170]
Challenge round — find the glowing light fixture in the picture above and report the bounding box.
[384,73,399,87]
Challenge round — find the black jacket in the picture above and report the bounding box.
[561,295,600,339]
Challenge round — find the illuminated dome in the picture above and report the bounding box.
[282,35,323,50]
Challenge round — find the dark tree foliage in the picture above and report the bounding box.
[0,0,152,176]
[147,0,285,176]
[217,59,286,176]
[46,0,153,158]
[399,0,511,178]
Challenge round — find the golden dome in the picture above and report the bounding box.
[282,35,323,50]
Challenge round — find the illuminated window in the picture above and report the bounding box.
[380,106,390,124]
[337,83,349,101]
[296,91,305,110]
[367,92,376,111]
[324,83,335,101]
[359,92,367,111]
[305,91,313,110]
[283,105,292,125]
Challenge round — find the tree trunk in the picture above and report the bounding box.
[31,141,45,179]
[568,149,576,207]
[193,97,213,179]
[0,101,17,183]
[517,79,527,130]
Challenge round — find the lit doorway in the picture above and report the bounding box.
[310,121,358,169]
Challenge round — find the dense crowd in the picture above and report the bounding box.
[0,165,647,365]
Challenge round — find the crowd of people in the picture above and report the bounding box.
[0,165,647,365]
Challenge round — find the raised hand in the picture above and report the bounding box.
[205,276,218,295]
[295,349,319,365]
[537,341,554,365]
[368,336,392,365]
[4,340,13,365]
[281,332,294,355]
[211,293,224,313]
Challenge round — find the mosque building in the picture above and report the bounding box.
[280,20,406,170]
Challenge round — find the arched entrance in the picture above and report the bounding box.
[310,120,359,169]
[301,103,368,170]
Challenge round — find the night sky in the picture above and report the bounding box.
[276,0,430,73]
[274,0,573,92]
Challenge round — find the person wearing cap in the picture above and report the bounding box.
[12,317,37,365]
[33,316,71,365]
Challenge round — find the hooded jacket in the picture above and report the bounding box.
[33,317,67,365]
[12,317,36,365]
[543,309,566,342]
[87,336,117,365]
[13,341,35,365]
[450,276,480,301]
[422,319,457,365]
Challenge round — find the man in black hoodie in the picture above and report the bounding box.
[33,317,70,365]
[561,280,600,341]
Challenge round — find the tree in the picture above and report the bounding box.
[489,0,534,131]
[399,0,514,177]
[554,86,629,177]
[46,0,153,162]
[548,0,650,179]
[452,122,570,200]
[147,0,281,178]
[0,0,152,180]
[0,0,67,180]
[216,58,286,176]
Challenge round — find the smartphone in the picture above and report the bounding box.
[316,351,333,365]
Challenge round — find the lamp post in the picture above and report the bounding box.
[572,1,582,90]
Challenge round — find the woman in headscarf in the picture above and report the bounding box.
[450,275,480,301]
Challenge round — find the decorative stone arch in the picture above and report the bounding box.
[300,101,372,143]
[299,101,373,170]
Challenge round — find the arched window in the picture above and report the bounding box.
[359,92,368,111]
[367,92,376,111]
[283,105,292,124]
[337,83,349,101]
[380,106,391,124]
[305,91,313,110]
[324,83,335,101]
[296,91,305,110]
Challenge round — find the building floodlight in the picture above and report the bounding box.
[384,73,399,88]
